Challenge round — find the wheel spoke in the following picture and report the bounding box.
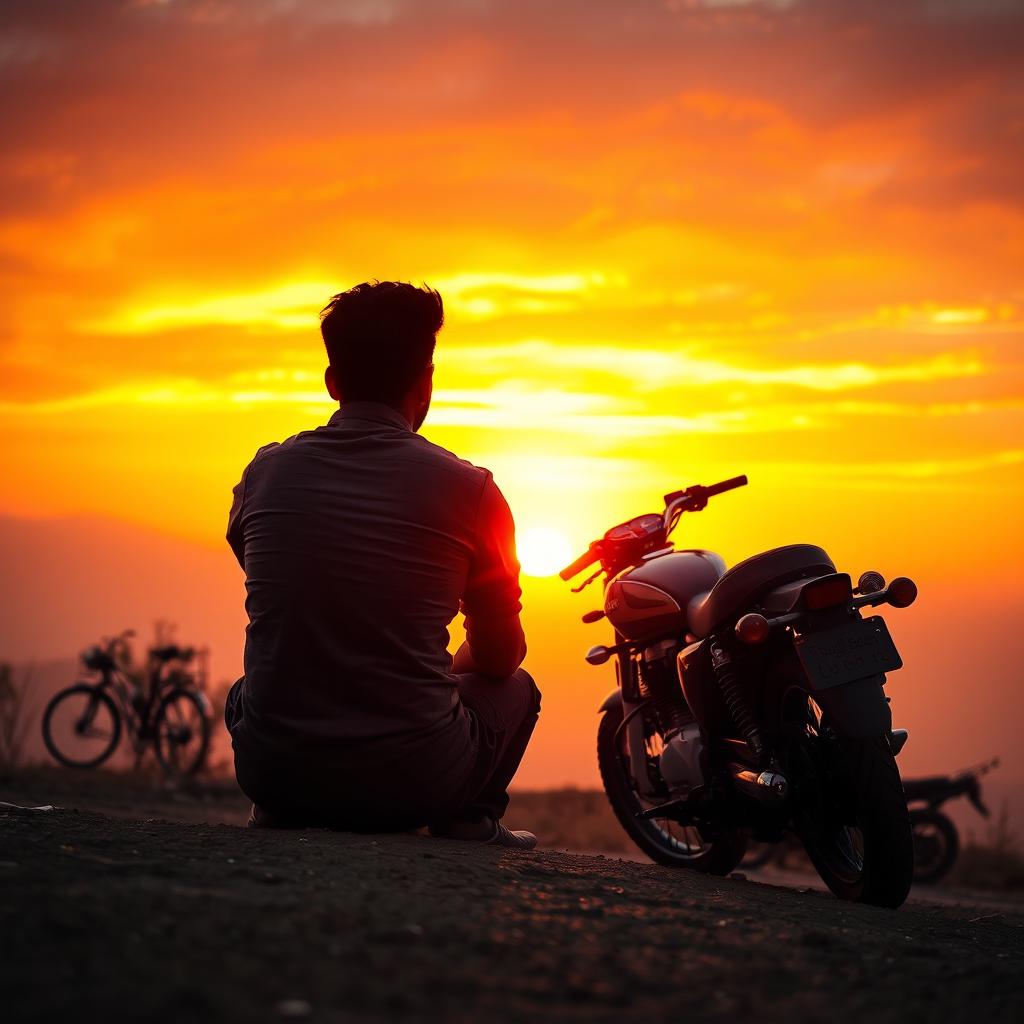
[626,715,711,859]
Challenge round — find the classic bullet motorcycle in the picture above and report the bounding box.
[904,758,999,884]
[560,475,919,908]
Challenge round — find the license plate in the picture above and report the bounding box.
[794,616,903,691]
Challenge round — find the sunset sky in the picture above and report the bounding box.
[1,1,1022,800]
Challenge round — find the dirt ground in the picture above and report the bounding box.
[2,772,1023,1024]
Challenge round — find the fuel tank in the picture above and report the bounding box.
[605,549,727,642]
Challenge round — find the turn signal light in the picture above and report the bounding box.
[887,576,918,608]
[735,613,771,644]
[857,570,886,595]
[803,573,853,611]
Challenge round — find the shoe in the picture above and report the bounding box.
[247,803,284,829]
[488,822,538,850]
[429,816,538,850]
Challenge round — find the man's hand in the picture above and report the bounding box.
[451,638,525,680]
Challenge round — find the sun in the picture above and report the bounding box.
[517,525,574,578]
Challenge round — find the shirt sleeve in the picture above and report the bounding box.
[460,474,527,677]
[226,443,277,570]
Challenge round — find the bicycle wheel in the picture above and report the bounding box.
[42,684,121,769]
[153,689,210,777]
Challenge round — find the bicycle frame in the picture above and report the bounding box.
[93,656,186,751]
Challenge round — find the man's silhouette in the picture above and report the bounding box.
[224,281,540,847]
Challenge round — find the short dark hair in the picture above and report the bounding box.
[320,281,444,403]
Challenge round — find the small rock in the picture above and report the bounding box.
[276,999,312,1017]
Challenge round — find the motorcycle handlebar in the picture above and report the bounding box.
[664,474,748,505]
[559,473,747,580]
[705,474,748,498]
[559,544,600,581]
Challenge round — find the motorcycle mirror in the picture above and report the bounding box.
[585,645,612,666]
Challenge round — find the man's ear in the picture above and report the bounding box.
[410,362,434,431]
[324,365,341,402]
[417,362,434,411]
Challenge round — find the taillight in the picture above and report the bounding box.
[802,573,853,610]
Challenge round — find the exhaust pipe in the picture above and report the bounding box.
[728,763,788,804]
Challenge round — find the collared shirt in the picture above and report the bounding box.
[226,402,524,752]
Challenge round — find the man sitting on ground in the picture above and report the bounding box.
[224,281,540,848]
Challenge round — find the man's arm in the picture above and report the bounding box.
[226,443,278,569]
[226,466,248,570]
[457,475,527,679]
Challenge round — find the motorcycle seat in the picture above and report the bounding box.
[150,645,194,663]
[901,776,953,801]
[687,543,835,638]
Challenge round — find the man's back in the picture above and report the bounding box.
[224,281,537,842]
[228,402,520,751]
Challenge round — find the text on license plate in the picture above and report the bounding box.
[794,616,903,691]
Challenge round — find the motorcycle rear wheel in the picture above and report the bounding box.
[910,808,959,885]
[597,704,747,874]
[793,718,914,908]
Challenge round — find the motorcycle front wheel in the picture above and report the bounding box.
[790,699,914,908]
[597,703,747,874]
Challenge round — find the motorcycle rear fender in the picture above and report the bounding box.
[598,689,621,713]
[795,673,892,739]
[765,667,892,741]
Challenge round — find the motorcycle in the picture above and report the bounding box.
[904,758,999,884]
[560,475,919,908]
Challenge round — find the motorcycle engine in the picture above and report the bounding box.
[640,642,707,796]
[659,723,706,795]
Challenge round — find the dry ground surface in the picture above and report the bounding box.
[2,771,1023,1024]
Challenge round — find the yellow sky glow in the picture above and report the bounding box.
[0,0,1022,792]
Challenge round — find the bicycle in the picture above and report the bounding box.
[42,629,212,777]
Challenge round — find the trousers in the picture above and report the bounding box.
[225,668,540,830]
